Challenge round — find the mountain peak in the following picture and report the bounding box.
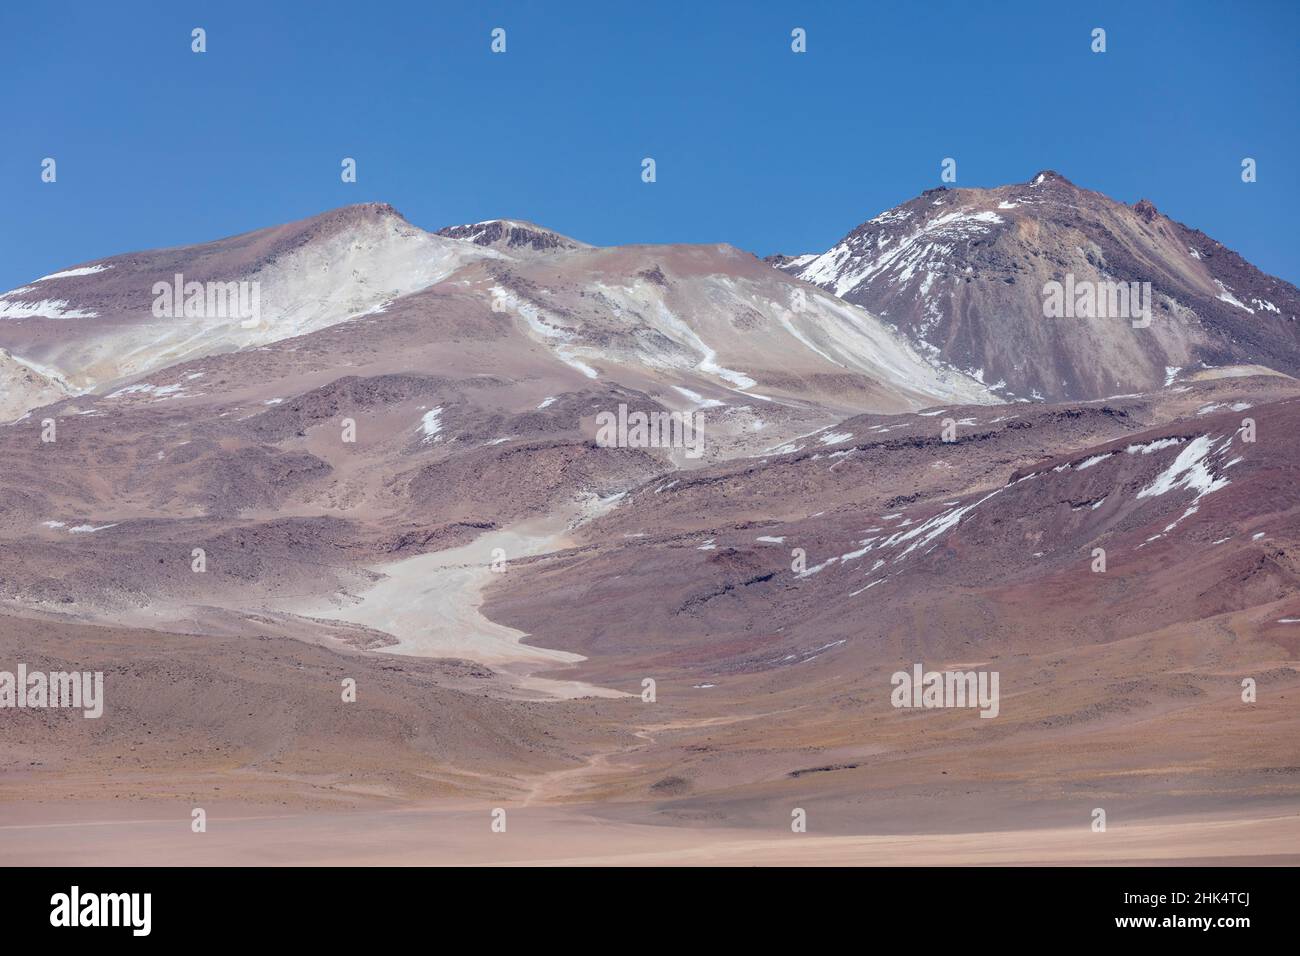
[771,172,1300,401]
[1026,169,1073,188]
[436,219,589,255]
[305,202,410,230]
[341,201,404,217]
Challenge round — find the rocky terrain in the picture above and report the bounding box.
[771,171,1300,402]
[1,184,1297,865]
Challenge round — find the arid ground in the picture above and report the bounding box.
[2,196,1298,865]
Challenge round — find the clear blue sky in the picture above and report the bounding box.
[2,0,1296,289]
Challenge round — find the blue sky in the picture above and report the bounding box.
[2,0,1296,289]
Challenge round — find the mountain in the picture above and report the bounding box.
[3,198,1298,863]
[0,202,1003,640]
[463,238,991,415]
[0,204,499,395]
[770,171,1300,401]
[434,218,591,255]
[0,204,992,426]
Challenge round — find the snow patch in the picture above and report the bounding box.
[36,264,112,282]
[419,406,444,441]
[0,298,99,319]
[106,382,187,400]
[1213,280,1254,313]
[1075,453,1112,470]
[1126,437,1185,455]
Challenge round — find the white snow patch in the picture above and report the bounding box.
[1075,453,1112,470]
[106,382,187,400]
[850,579,884,596]
[419,406,444,441]
[36,264,112,282]
[1198,401,1252,416]
[1126,437,1185,455]
[671,385,725,409]
[1213,280,1254,313]
[1133,435,1232,537]
[0,298,99,319]
[799,556,839,577]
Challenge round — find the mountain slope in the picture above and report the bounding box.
[771,171,1300,401]
[0,204,994,423]
[0,348,72,420]
[0,204,500,394]
[472,240,993,414]
[3,201,1298,839]
[435,218,591,256]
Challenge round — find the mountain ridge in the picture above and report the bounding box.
[767,170,1300,401]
